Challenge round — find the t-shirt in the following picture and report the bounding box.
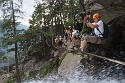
[59,37,63,41]
[92,20,104,37]
[74,21,83,32]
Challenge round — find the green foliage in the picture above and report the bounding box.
[29,70,38,78]
[36,52,67,78]
[5,76,16,83]
[0,0,24,51]
[39,61,54,77]
[65,17,74,26]
[24,70,38,81]
[0,0,23,83]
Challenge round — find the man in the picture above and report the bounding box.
[78,13,104,52]
[71,14,83,49]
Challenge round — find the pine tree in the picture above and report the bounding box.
[0,0,23,83]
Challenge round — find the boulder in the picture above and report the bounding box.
[91,3,104,10]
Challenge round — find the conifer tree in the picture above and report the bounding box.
[0,0,23,83]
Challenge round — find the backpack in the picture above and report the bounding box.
[97,23,110,40]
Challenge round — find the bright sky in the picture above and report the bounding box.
[20,0,36,26]
[0,0,42,26]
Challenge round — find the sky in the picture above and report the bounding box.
[21,0,43,26]
[0,0,42,26]
[20,0,36,26]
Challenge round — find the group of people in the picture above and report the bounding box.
[71,12,104,52]
[55,34,63,48]
[54,12,104,52]
[54,26,73,48]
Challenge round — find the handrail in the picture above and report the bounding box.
[82,52,125,66]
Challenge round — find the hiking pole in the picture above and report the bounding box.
[82,52,125,66]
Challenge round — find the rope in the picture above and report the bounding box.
[82,52,125,66]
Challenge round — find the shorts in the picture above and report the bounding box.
[72,30,79,36]
[81,35,102,44]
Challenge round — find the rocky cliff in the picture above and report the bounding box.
[92,0,125,23]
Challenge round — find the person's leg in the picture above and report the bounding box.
[80,35,98,51]
[71,30,80,48]
[64,33,68,41]
[56,42,58,48]
[74,31,79,47]
[72,35,78,47]
[80,39,87,50]
[63,35,66,41]
[71,32,75,46]
[71,34,76,46]
[74,35,77,46]
[70,34,72,42]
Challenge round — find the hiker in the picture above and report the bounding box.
[64,26,71,41]
[78,13,104,52]
[71,14,83,49]
[55,35,59,48]
[64,28,68,41]
[69,26,73,41]
[58,36,63,47]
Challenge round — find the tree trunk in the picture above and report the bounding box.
[11,0,21,83]
[52,14,54,46]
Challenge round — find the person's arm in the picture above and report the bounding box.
[87,22,99,29]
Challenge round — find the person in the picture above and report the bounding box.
[69,26,73,41]
[71,14,83,49]
[78,13,104,52]
[55,35,59,48]
[64,29,68,41]
[58,36,63,47]
[64,26,71,41]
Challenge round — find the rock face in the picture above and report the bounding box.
[58,53,82,76]
[91,3,104,10]
[23,59,36,77]
[107,15,125,44]
[91,0,125,23]
[96,0,124,7]
[22,58,48,77]
[0,74,8,83]
[58,40,83,76]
